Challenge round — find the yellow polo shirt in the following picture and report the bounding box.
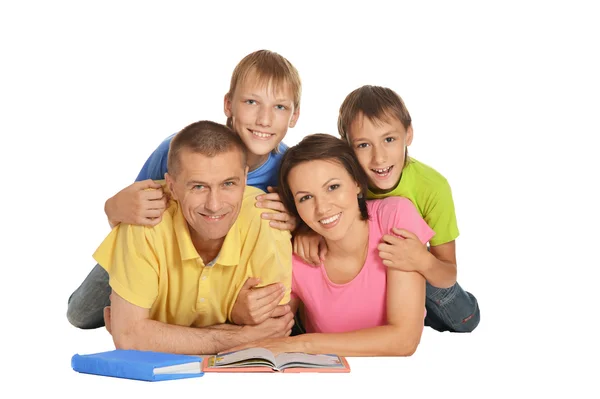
[93,184,292,327]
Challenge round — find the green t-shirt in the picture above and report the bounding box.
[367,158,459,246]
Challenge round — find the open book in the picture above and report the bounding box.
[202,348,350,373]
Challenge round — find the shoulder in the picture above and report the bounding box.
[154,133,176,154]
[405,158,451,189]
[367,197,417,219]
[238,186,291,240]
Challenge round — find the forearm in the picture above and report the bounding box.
[113,320,255,355]
[291,325,421,357]
[420,252,457,288]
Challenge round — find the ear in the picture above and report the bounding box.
[165,173,178,201]
[288,106,300,128]
[356,182,361,195]
[224,93,233,118]
[406,125,414,146]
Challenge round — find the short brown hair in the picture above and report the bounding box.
[338,85,412,166]
[226,50,302,130]
[167,120,247,177]
[278,134,369,233]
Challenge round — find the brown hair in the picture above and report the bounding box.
[167,120,247,177]
[226,50,302,131]
[278,134,369,233]
[338,85,411,165]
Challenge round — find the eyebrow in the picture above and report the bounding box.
[294,178,340,196]
[188,176,241,186]
[248,93,293,103]
[352,130,398,143]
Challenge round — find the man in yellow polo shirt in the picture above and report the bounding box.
[93,120,294,355]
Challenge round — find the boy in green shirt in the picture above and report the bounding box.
[295,85,480,332]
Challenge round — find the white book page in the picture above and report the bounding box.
[213,348,276,367]
[275,353,344,369]
[154,362,202,375]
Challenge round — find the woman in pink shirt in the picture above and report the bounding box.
[231,133,434,356]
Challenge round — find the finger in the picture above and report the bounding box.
[378,250,395,261]
[146,196,168,211]
[381,234,401,246]
[267,186,279,194]
[257,191,282,202]
[257,200,286,212]
[252,282,285,301]
[382,259,395,268]
[392,228,418,240]
[141,188,165,201]
[261,211,289,222]
[318,239,328,262]
[137,179,163,190]
[377,242,395,252]
[253,290,286,317]
[308,240,321,265]
[146,214,163,227]
[242,277,262,291]
[270,304,291,318]
[268,220,295,231]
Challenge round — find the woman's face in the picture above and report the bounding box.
[288,159,362,242]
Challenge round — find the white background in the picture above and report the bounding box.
[1,0,598,397]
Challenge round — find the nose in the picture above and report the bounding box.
[205,190,223,213]
[315,195,332,217]
[372,145,387,165]
[256,105,273,127]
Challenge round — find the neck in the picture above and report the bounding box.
[247,153,269,172]
[324,217,369,259]
[190,230,224,265]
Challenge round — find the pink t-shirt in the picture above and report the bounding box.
[291,197,435,333]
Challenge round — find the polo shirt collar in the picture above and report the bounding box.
[173,202,241,267]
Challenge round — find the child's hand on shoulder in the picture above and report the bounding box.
[378,228,430,273]
[256,186,297,231]
[293,229,327,266]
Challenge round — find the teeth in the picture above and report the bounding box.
[206,215,223,219]
[319,213,340,225]
[373,166,392,174]
[252,130,272,138]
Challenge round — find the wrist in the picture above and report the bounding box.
[419,250,436,277]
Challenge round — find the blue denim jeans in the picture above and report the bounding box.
[424,281,480,332]
[67,264,111,329]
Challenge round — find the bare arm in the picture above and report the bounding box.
[228,269,426,357]
[422,240,457,289]
[109,291,294,355]
[104,180,168,228]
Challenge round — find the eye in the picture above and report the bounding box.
[193,185,204,190]
[275,104,287,110]
[298,194,312,203]
[356,143,369,149]
[384,137,395,143]
[328,184,340,191]
[223,181,235,187]
[245,99,257,105]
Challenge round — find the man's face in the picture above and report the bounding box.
[166,148,248,244]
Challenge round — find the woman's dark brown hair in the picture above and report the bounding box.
[278,133,370,233]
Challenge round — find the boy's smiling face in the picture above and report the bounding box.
[224,70,299,170]
[348,112,413,193]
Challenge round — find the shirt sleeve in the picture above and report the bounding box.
[422,179,460,246]
[135,135,173,182]
[379,197,436,244]
[92,224,160,309]
[257,233,293,304]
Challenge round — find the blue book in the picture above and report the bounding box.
[71,349,204,382]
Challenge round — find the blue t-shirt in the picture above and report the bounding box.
[135,133,288,193]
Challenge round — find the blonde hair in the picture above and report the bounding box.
[226,50,302,131]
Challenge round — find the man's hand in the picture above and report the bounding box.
[222,336,299,356]
[244,310,295,343]
[378,228,430,273]
[104,179,168,227]
[256,186,298,231]
[231,277,289,325]
[293,230,327,266]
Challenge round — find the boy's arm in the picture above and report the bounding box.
[109,290,294,355]
[422,241,457,288]
[104,180,167,228]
